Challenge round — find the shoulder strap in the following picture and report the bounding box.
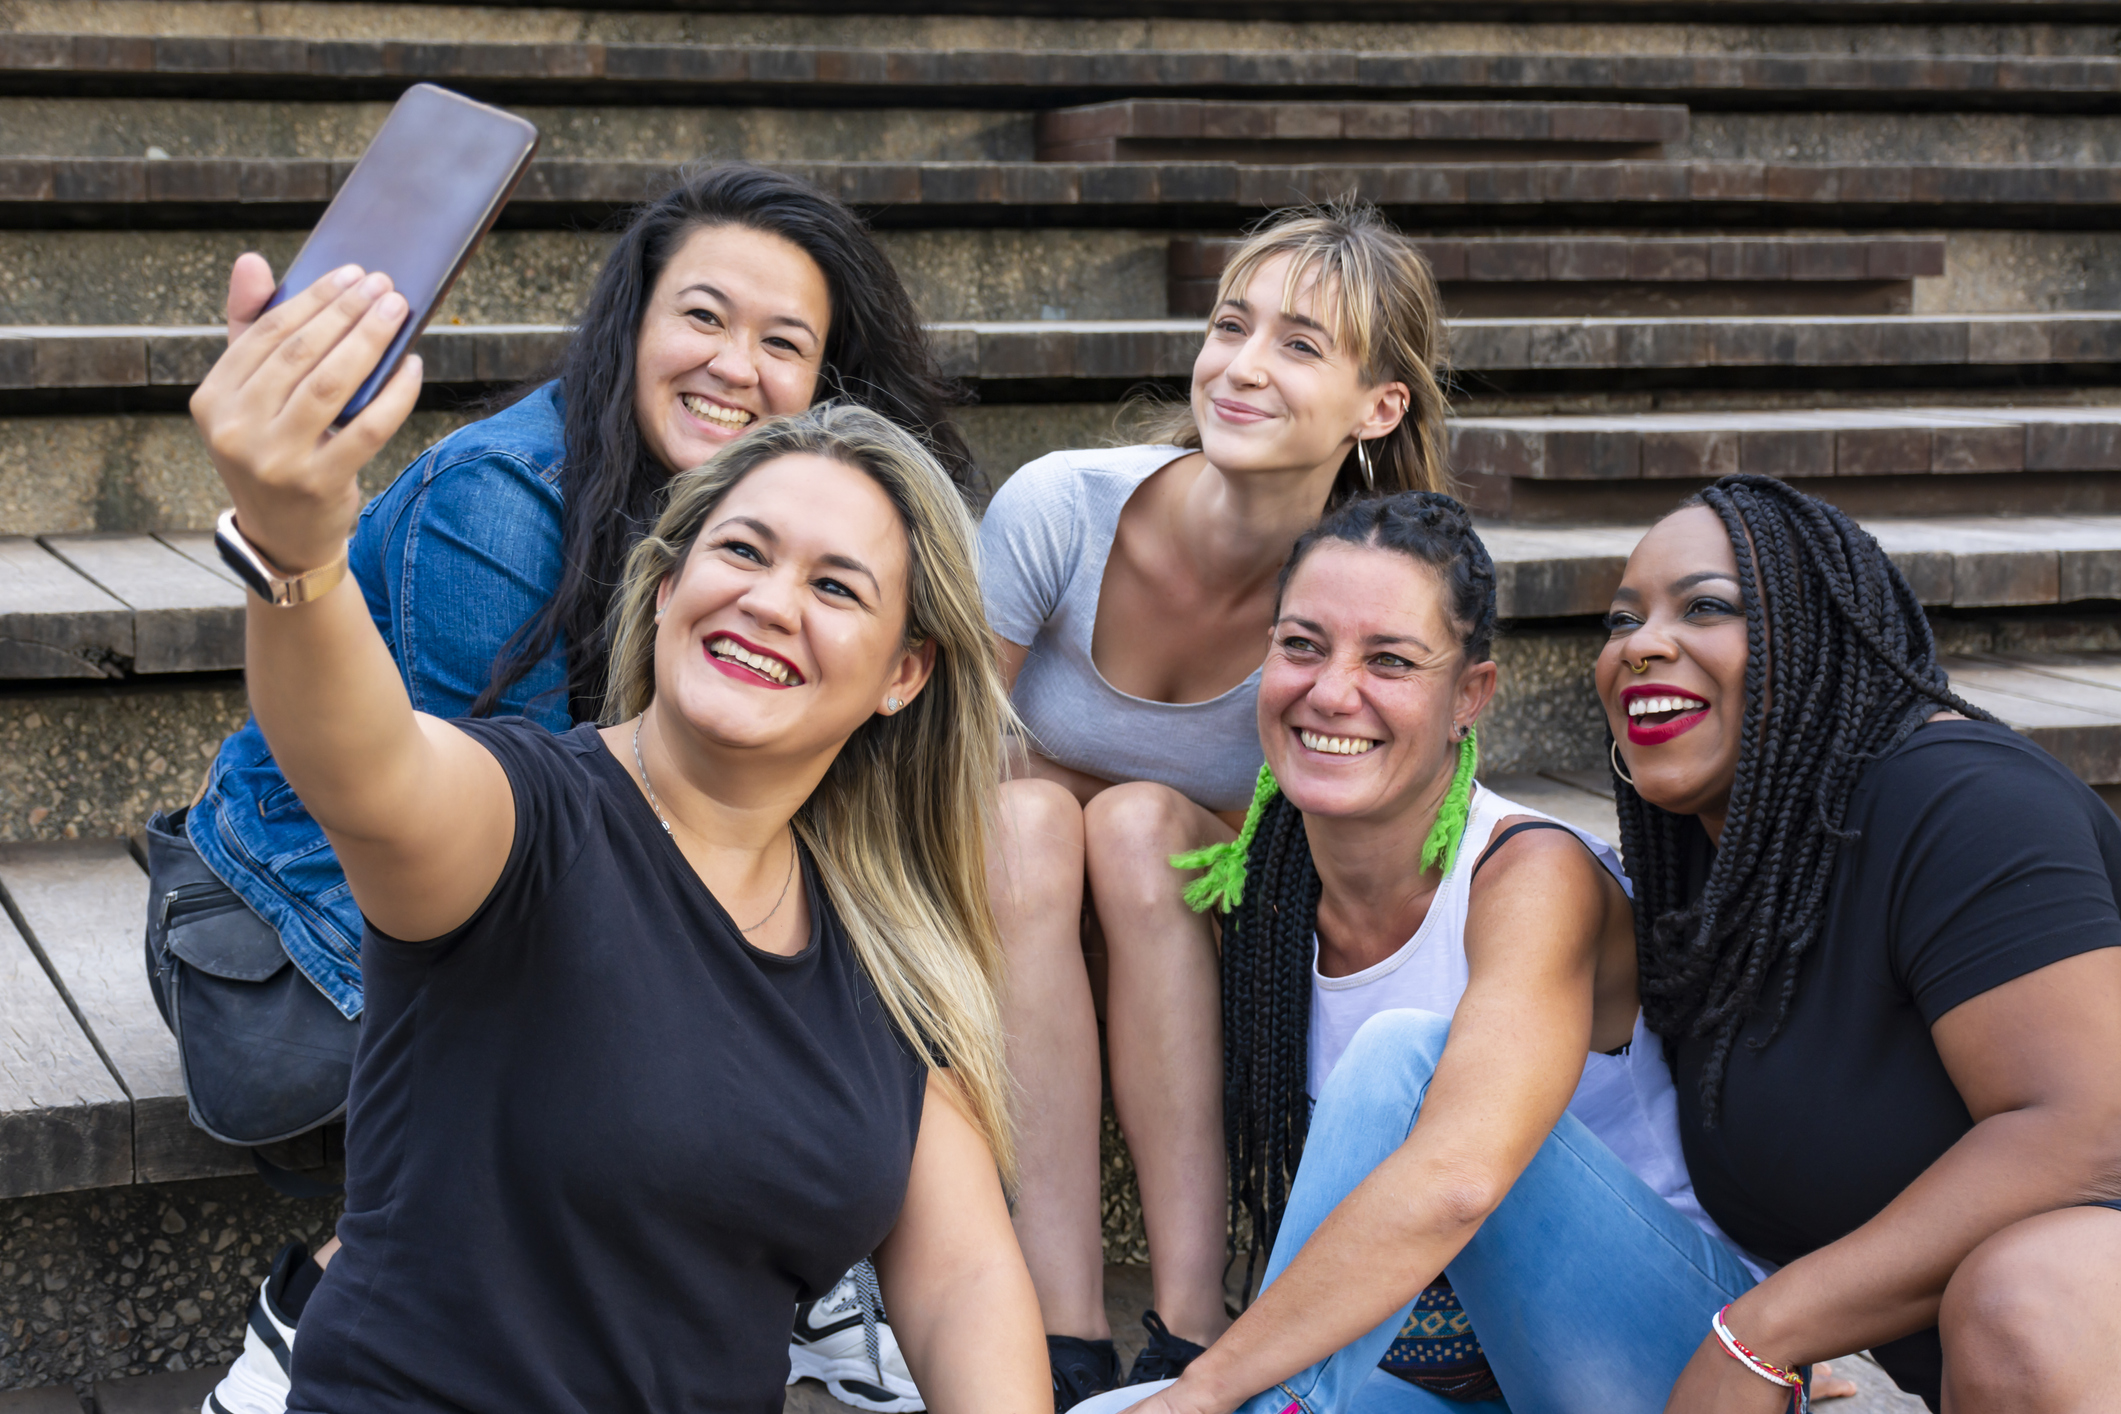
[1469,819,1585,884]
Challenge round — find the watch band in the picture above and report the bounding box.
[213,508,349,607]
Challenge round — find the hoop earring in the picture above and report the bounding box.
[1610,739,1636,788]
[1356,437,1375,491]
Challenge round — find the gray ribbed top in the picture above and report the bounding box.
[979,445,1265,813]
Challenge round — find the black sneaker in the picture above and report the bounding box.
[1125,1310,1207,1385]
[1048,1334,1120,1413]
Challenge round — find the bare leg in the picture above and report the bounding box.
[1085,782,1235,1348]
[315,1236,340,1268]
[1940,1205,2121,1413]
[992,778,1108,1339]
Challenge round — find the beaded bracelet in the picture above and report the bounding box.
[1711,1305,1804,1390]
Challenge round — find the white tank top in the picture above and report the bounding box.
[1306,782,1757,1269]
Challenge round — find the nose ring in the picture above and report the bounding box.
[1627,657,1650,675]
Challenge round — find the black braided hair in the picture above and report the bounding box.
[1614,475,1997,1123]
[1222,491,1496,1281]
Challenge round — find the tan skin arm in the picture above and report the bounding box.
[1668,946,2121,1412]
[875,1072,1051,1414]
[1154,830,1628,1414]
[191,267,516,942]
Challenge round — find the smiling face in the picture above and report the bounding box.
[632,224,832,476]
[1595,505,1752,831]
[1192,252,1410,483]
[1259,541,1496,831]
[652,452,933,767]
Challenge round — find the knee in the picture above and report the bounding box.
[990,780,1085,921]
[1083,782,1204,898]
[1316,1009,1453,1113]
[1939,1211,2096,1406]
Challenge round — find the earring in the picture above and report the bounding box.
[1356,437,1375,491]
[885,697,902,714]
[1450,722,1465,742]
[1610,739,1637,787]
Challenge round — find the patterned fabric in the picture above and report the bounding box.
[1378,1274,1501,1403]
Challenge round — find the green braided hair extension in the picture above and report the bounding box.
[1419,728,1479,877]
[1172,762,1279,914]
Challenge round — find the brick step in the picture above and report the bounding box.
[1454,405,2121,520]
[1034,99,1689,163]
[9,316,2120,406]
[10,157,2118,231]
[3,36,2115,111]
[1171,234,1947,317]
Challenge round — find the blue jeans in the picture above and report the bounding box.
[1236,1010,1761,1414]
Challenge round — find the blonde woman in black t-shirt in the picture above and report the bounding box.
[187,266,1048,1413]
[1596,475,2121,1412]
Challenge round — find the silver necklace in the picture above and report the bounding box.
[632,717,799,935]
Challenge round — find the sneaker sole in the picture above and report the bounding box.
[787,1347,923,1412]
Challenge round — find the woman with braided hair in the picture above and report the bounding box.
[1595,476,2121,1412]
[1114,491,1775,1414]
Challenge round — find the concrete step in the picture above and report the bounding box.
[9,155,2119,231]
[3,35,2115,112]
[7,514,2121,679]
[12,314,2121,409]
[171,0,2121,19]
[1034,98,1689,162]
[1454,404,2121,520]
[1171,234,1948,317]
[0,837,335,1199]
[1484,513,2121,617]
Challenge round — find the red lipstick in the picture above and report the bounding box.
[704,632,802,689]
[1621,682,1709,746]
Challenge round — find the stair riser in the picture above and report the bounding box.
[9,97,2121,167]
[0,403,1115,536]
[9,5,2119,56]
[8,227,2120,326]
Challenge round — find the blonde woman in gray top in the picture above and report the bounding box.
[977,201,1452,1410]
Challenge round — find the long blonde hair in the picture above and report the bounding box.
[1140,198,1452,503]
[603,403,1016,1178]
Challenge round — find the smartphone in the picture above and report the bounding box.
[265,83,539,423]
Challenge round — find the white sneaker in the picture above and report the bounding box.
[202,1243,302,1414]
[789,1261,925,1412]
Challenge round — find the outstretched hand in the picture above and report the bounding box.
[190,261,423,576]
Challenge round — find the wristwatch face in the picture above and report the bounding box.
[214,514,282,603]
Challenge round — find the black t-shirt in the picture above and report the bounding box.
[1672,720,2121,1407]
[289,720,930,1414]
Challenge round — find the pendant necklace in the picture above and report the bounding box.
[633,717,799,935]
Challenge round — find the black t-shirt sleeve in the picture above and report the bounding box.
[376,717,597,948]
[1881,732,2121,1023]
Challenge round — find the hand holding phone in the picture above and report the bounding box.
[264,84,539,422]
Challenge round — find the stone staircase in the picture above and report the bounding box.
[6,0,2121,1397]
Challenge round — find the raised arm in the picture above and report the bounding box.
[873,1072,1049,1414]
[191,265,514,941]
[1162,830,1616,1414]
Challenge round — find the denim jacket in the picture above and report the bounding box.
[189,382,571,1017]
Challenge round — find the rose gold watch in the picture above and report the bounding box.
[213,508,349,607]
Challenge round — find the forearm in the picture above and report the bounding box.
[1730,1102,2115,1365]
[1178,1150,1488,1413]
[243,569,439,845]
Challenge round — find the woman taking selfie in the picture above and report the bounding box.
[1116,492,1771,1414]
[1595,477,2121,1412]
[978,202,1450,1406]
[171,164,970,1414]
[186,264,1045,1413]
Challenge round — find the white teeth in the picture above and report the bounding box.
[681,393,754,429]
[1628,694,1708,717]
[1299,729,1377,756]
[708,637,794,685]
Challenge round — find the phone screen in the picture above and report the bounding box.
[266,84,539,423]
